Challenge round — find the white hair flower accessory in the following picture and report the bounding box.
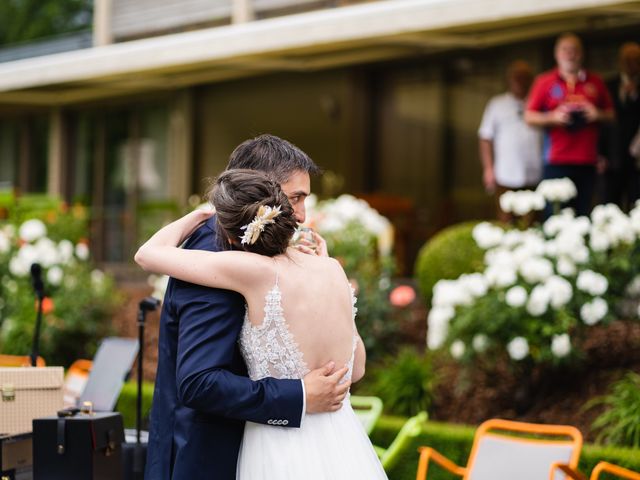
[240,205,282,245]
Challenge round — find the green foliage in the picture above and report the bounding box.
[414,222,484,306]
[0,195,121,366]
[370,416,640,480]
[0,0,92,46]
[368,348,435,417]
[589,372,640,448]
[115,381,155,430]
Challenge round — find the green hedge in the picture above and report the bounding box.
[115,380,155,429]
[413,222,485,306]
[370,416,640,480]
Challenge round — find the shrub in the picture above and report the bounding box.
[0,196,121,366]
[589,372,640,448]
[427,201,640,370]
[414,222,485,307]
[116,381,155,429]
[368,348,435,417]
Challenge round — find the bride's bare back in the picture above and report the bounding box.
[242,249,359,377]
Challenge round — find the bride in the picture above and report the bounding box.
[135,169,388,479]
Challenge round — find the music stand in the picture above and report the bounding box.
[78,337,139,412]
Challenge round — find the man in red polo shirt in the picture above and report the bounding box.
[525,33,614,216]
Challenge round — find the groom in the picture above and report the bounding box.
[145,135,349,480]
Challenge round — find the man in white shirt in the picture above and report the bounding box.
[479,60,542,222]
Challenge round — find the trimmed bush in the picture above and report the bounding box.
[370,416,640,480]
[115,381,155,430]
[414,222,485,306]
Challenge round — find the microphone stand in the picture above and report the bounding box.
[30,290,44,367]
[133,297,160,478]
[30,263,45,367]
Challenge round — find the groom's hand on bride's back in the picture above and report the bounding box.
[303,361,351,413]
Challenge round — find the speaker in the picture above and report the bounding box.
[33,412,124,480]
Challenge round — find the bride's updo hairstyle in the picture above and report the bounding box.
[208,169,297,257]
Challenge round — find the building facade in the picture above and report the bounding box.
[0,0,639,271]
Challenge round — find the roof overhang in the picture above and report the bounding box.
[1,0,640,106]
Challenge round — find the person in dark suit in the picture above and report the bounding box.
[144,135,350,480]
[600,42,640,211]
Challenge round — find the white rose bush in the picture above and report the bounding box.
[427,178,640,368]
[0,202,120,366]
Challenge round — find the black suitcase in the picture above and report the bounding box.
[1,432,32,480]
[32,412,124,480]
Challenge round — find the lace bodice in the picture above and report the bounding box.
[238,280,357,382]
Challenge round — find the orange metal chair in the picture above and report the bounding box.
[63,359,92,407]
[416,418,583,480]
[558,461,640,480]
[591,462,640,480]
[0,354,45,367]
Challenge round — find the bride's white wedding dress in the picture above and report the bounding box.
[236,278,388,480]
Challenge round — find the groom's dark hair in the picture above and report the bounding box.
[226,134,321,183]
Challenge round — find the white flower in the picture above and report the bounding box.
[580,297,608,325]
[520,257,554,284]
[501,230,524,248]
[427,306,454,350]
[19,219,47,242]
[432,280,472,308]
[570,245,590,264]
[499,191,517,214]
[34,238,59,267]
[17,244,38,267]
[459,273,488,298]
[499,190,545,215]
[472,334,489,353]
[75,243,90,261]
[91,269,106,288]
[556,257,577,277]
[0,231,10,254]
[505,286,527,308]
[58,240,74,263]
[507,337,529,360]
[9,257,29,277]
[526,285,550,316]
[484,265,517,288]
[472,222,504,249]
[545,276,573,309]
[589,230,611,252]
[626,275,640,296]
[484,248,514,268]
[450,340,466,359]
[551,334,571,358]
[576,270,608,296]
[536,178,577,203]
[47,266,64,286]
[543,211,575,237]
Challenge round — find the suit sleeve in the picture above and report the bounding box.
[171,222,304,427]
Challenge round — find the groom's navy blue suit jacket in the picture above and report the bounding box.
[145,216,304,480]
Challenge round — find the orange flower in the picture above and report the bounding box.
[36,297,55,315]
[389,285,416,308]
